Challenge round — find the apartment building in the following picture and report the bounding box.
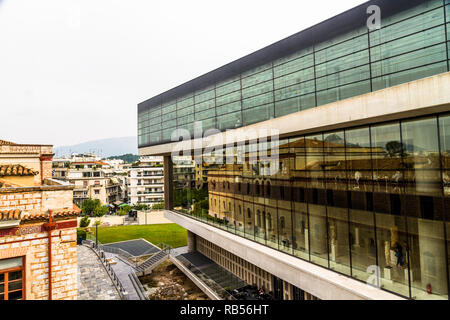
[138,0,450,300]
[52,154,126,206]
[128,156,164,206]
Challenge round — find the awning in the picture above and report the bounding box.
[114,201,123,206]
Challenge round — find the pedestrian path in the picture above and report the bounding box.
[77,245,121,300]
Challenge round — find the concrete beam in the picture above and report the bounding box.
[165,210,405,301]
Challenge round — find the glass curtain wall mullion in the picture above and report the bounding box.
[436,115,450,300]
[398,120,413,299]
[444,1,450,71]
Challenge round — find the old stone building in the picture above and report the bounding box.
[0,139,79,300]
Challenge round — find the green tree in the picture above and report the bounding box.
[81,199,107,217]
[79,215,91,228]
[152,202,165,210]
[132,204,149,211]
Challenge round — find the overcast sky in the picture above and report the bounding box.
[0,0,367,147]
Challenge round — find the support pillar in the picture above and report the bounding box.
[187,230,196,253]
[163,155,174,211]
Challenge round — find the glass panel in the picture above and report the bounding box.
[376,212,410,298]
[274,67,315,89]
[315,34,368,64]
[371,122,403,195]
[370,7,445,46]
[316,65,370,91]
[242,92,273,110]
[0,294,3,300]
[323,131,346,192]
[0,273,3,283]
[402,117,441,197]
[242,104,273,126]
[217,112,242,130]
[350,209,377,282]
[408,218,448,300]
[0,283,3,293]
[293,202,310,260]
[278,206,292,253]
[439,114,450,197]
[316,80,371,106]
[216,91,240,107]
[274,80,315,101]
[309,204,328,267]
[8,280,22,291]
[345,127,372,192]
[242,69,273,89]
[8,271,22,281]
[8,290,22,300]
[242,80,273,99]
[371,42,447,77]
[382,0,444,26]
[275,93,315,117]
[216,79,241,97]
[216,101,241,116]
[315,50,369,78]
[328,206,351,276]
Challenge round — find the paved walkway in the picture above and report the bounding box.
[77,245,121,300]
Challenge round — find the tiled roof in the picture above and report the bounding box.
[0,209,21,221]
[0,139,17,146]
[21,207,81,222]
[0,165,38,177]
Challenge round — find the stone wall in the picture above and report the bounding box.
[0,191,42,211]
[0,224,78,300]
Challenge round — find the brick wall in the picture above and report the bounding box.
[0,225,78,300]
[0,192,42,211]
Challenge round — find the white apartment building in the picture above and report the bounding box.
[128,156,164,206]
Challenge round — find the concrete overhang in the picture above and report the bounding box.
[165,210,405,300]
[140,72,450,156]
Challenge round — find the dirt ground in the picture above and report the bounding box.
[139,260,209,300]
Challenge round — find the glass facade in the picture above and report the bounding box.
[139,0,450,148]
[171,112,450,300]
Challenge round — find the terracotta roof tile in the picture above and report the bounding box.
[0,165,38,177]
[0,139,17,146]
[21,208,80,222]
[0,209,21,221]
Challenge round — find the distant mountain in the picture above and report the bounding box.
[54,137,137,158]
[106,154,139,163]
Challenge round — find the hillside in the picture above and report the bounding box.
[54,136,137,158]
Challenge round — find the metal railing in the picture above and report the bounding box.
[82,240,129,300]
[173,254,236,300]
[128,272,149,300]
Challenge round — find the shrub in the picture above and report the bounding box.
[152,202,165,210]
[79,215,91,228]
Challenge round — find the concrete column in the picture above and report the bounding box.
[187,230,196,252]
[163,156,174,210]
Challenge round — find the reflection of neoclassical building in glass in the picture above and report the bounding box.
[138,0,450,300]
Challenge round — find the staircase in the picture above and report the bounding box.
[135,250,169,275]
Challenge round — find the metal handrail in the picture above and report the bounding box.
[173,255,236,300]
[82,240,129,300]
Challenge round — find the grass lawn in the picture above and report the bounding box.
[93,224,187,248]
